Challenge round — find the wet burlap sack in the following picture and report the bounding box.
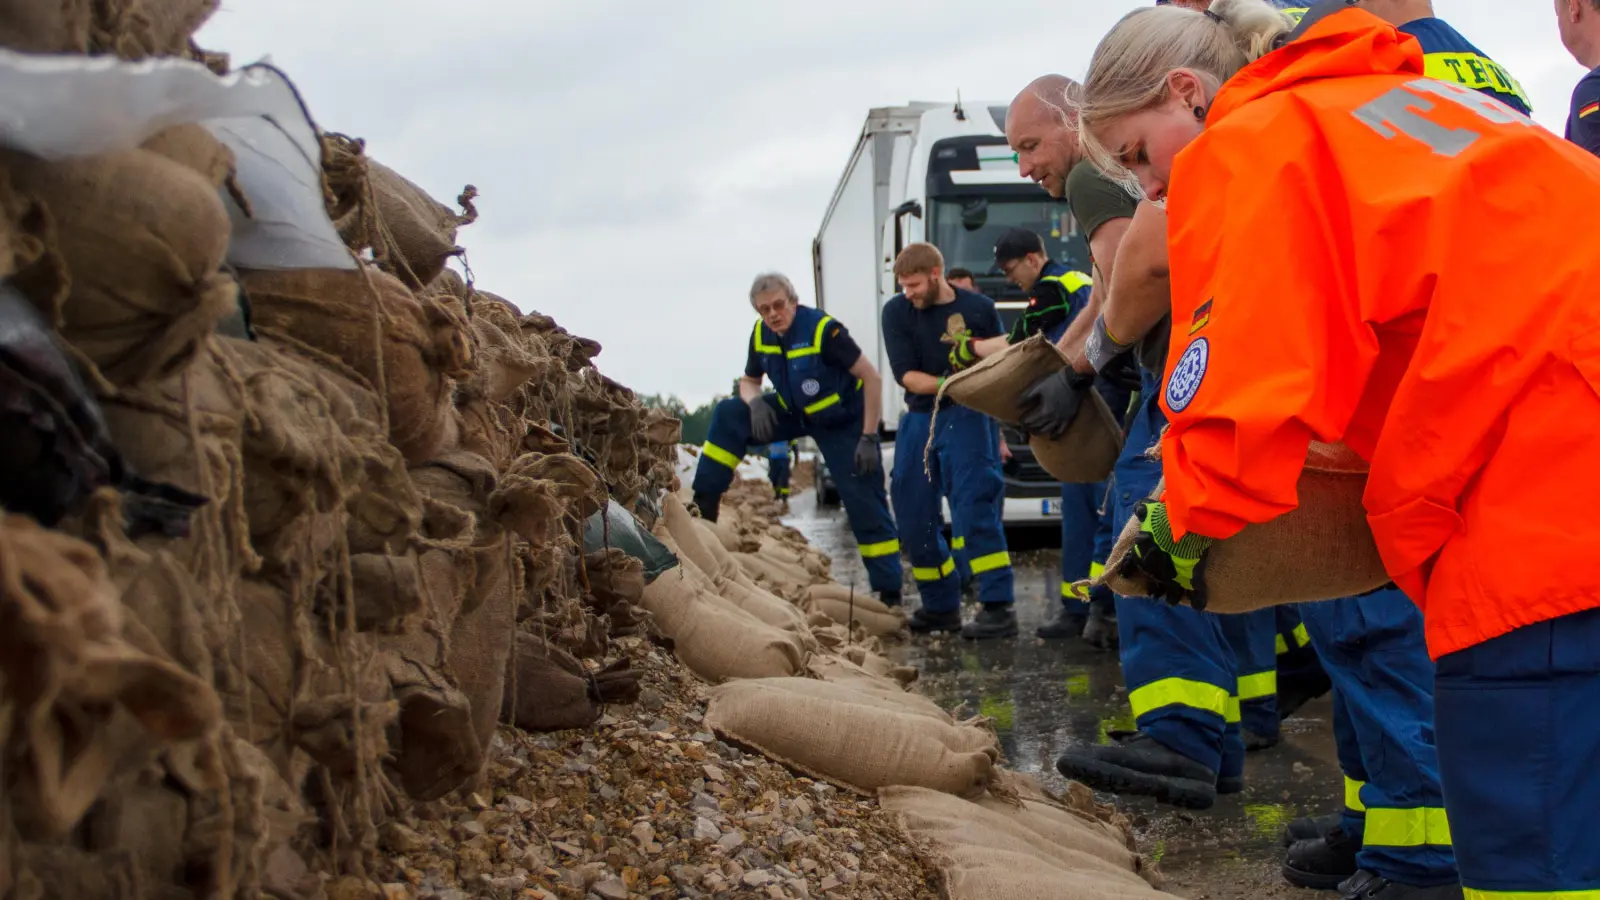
[445,533,519,764]
[705,678,996,797]
[939,334,1123,483]
[502,632,641,733]
[0,0,91,52]
[805,584,907,638]
[880,786,1171,900]
[382,652,479,802]
[466,303,546,403]
[0,515,221,838]
[363,160,474,290]
[717,576,810,635]
[638,567,807,682]
[1101,442,1388,612]
[241,266,470,464]
[1,146,238,386]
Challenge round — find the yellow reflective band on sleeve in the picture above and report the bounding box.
[701,442,741,470]
[1465,883,1600,890]
[786,315,834,358]
[1275,623,1311,655]
[1364,807,1453,848]
[1089,561,1106,580]
[803,394,841,415]
[1237,671,1277,701]
[1225,695,1241,724]
[1128,678,1230,721]
[753,321,782,355]
[858,539,900,559]
[1423,52,1532,111]
[1040,271,1093,294]
[913,558,957,582]
[969,551,1012,575]
[952,536,966,551]
[1345,776,1367,813]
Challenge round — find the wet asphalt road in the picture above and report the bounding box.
[783,488,1345,895]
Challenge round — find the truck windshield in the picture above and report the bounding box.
[928,197,1086,278]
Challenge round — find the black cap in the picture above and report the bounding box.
[993,228,1045,265]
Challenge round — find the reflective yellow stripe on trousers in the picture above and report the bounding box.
[1237,671,1277,701]
[858,539,900,558]
[1128,677,1231,720]
[968,551,1011,575]
[1365,807,1452,848]
[1464,890,1600,899]
[1345,776,1367,813]
[952,536,966,551]
[1276,623,1311,655]
[701,442,741,469]
[913,559,956,582]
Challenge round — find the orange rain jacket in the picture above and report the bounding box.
[1159,8,1600,659]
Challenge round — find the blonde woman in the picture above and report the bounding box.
[1077,1,1600,899]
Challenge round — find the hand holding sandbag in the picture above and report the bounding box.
[1018,369,1094,439]
[947,333,979,372]
[748,396,779,443]
[1120,501,1213,609]
[854,433,882,476]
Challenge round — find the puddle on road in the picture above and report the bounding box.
[783,490,1345,887]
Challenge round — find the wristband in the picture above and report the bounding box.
[1084,314,1134,374]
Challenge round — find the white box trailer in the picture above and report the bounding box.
[812,101,1094,525]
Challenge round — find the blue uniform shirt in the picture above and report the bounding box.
[882,286,1003,414]
[1399,18,1532,115]
[1567,67,1600,158]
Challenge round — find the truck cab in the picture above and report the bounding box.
[812,101,1090,524]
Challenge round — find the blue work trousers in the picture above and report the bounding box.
[1435,606,1600,896]
[1220,610,1282,739]
[1058,478,1112,612]
[1112,376,1242,777]
[1300,591,1455,887]
[693,395,901,593]
[768,443,791,496]
[891,405,1012,613]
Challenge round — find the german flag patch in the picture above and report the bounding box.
[1582,100,1600,119]
[1189,299,1213,335]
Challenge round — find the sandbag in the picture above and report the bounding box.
[241,266,469,464]
[661,493,728,579]
[638,568,806,682]
[807,654,920,694]
[502,632,640,733]
[881,786,1172,900]
[805,584,906,637]
[445,533,518,759]
[349,552,424,632]
[734,550,817,592]
[583,499,677,583]
[0,0,91,53]
[383,652,480,802]
[2,146,237,386]
[136,0,220,56]
[140,123,234,190]
[695,515,742,553]
[705,678,996,797]
[941,335,1123,483]
[1101,442,1388,612]
[841,645,918,686]
[718,576,810,634]
[466,308,544,402]
[364,160,470,289]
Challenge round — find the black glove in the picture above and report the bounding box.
[1018,369,1095,439]
[854,433,882,476]
[1118,500,1213,610]
[747,396,778,443]
[1102,352,1143,392]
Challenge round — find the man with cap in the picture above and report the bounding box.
[1558,0,1600,157]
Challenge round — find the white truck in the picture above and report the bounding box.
[811,100,1093,525]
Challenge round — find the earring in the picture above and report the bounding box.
[1194,105,1206,120]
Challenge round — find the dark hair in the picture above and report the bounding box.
[947,267,976,282]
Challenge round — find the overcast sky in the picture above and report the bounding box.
[198,2,1587,405]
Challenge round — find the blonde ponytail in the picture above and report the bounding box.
[1077,0,1294,186]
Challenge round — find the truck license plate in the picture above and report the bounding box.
[1042,499,1061,516]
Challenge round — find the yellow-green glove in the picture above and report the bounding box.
[1120,500,1213,609]
[947,333,979,372]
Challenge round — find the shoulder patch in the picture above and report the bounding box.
[1165,338,1209,413]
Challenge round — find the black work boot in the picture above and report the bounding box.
[1282,812,1342,847]
[908,607,963,634]
[1217,772,1244,795]
[1278,661,1333,720]
[961,603,1018,640]
[1337,871,1463,900]
[878,590,903,609]
[1284,826,1363,890]
[1036,602,1088,639]
[692,491,721,524]
[1055,731,1219,809]
[1082,591,1119,650]
[1244,729,1281,752]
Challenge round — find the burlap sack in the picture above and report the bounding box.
[696,516,742,552]
[1028,389,1123,484]
[445,533,518,760]
[365,160,471,289]
[735,550,818,593]
[140,123,234,189]
[0,0,91,52]
[806,654,919,695]
[502,632,641,734]
[705,678,996,797]
[241,266,468,464]
[692,517,743,569]
[841,645,918,686]
[383,652,480,802]
[2,147,237,386]
[661,493,730,579]
[0,515,220,837]
[638,568,806,682]
[1101,442,1388,612]
[349,551,424,632]
[136,0,220,56]
[466,311,544,403]
[881,787,1173,900]
[584,548,646,610]
[805,584,907,638]
[789,674,951,723]
[718,576,810,634]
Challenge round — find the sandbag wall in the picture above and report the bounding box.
[0,5,684,898]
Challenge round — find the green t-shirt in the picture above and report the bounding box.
[1064,159,1137,246]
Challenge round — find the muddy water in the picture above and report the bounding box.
[784,489,1344,896]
